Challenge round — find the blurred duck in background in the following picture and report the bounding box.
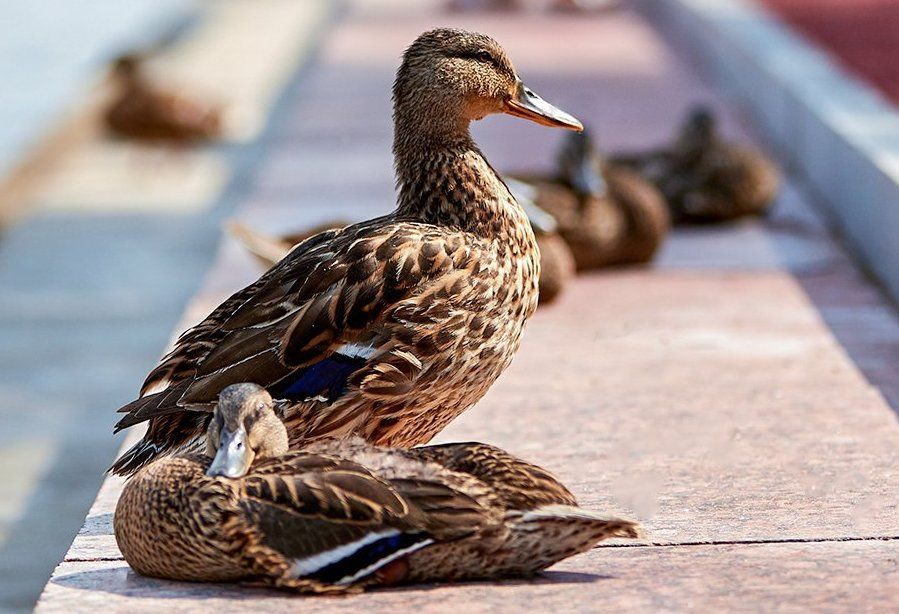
[226,220,352,271]
[519,201,576,305]
[104,53,223,143]
[611,105,780,223]
[509,129,670,271]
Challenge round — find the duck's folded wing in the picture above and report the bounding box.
[235,464,479,586]
[116,223,478,433]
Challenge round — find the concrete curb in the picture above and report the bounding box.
[636,0,899,304]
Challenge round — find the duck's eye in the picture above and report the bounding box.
[257,402,266,411]
[475,50,494,64]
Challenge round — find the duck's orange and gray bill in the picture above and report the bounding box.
[504,80,583,131]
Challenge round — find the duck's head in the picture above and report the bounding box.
[205,383,288,478]
[393,28,582,137]
[112,54,142,79]
[556,129,607,197]
[678,105,717,150]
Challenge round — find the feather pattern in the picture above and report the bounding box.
[114,438,639,592]
[110,29,550,476]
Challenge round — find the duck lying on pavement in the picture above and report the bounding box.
[509,128,670,271]
[115,384,640,592]
[611,105,780,223]
[104,53,222,143]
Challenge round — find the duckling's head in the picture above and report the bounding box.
[393,28,582,140]
[556,129,607,197]
[205,383,288,478]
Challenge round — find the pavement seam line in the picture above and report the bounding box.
[62,535,899,563]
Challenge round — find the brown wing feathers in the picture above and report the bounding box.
[111,221,482,474]
[232,458,486,584]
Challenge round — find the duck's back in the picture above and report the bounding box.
[706,143,779,217]
[604,162,670,263]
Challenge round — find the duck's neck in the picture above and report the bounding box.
[392,110,523,236]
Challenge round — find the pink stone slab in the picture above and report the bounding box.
[61,272,899,564]
[41,540,899,612]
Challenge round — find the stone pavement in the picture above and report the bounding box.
[36,0,899,611]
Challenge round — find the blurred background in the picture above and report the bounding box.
[2,0,898,611]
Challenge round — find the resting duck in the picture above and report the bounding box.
[104,54,222,143]
[510,129,670,271]
[115,384,639,591]
[226,210,574,306]
[110,29,583,475]
[611,105,780,223]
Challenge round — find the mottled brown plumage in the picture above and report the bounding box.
[510,129,670,271]
[115,385,639,591]
[111,29,582,476]
[104,54,222,143]
[226,213,574,306]
[611,106,780,223]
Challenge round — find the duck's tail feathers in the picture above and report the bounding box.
[504,505,641,575]
[108,438,166,476]
[225,220,290,269]
[110,408,205,476]
[518,505,641,539]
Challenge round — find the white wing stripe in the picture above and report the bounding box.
[336,342,376,360]
[289,529,399,577]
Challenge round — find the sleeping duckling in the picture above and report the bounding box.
[510,129,670,271]
[611,105,780,223]
[104,54,222,143]
[226,210,575,306]
[115,383,640,592]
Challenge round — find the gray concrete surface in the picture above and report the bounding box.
[0,212,217,612]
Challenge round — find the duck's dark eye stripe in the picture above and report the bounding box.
[456,50,498,67]
[243,412,258,431]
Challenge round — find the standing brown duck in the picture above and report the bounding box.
[110,29,582,475]
[611,106,780,223]
[116,384,639,592]
[104,54,222,143]
[510,129,670,271]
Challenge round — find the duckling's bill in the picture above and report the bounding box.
[504,80,582,132]
[207,425,253,478]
